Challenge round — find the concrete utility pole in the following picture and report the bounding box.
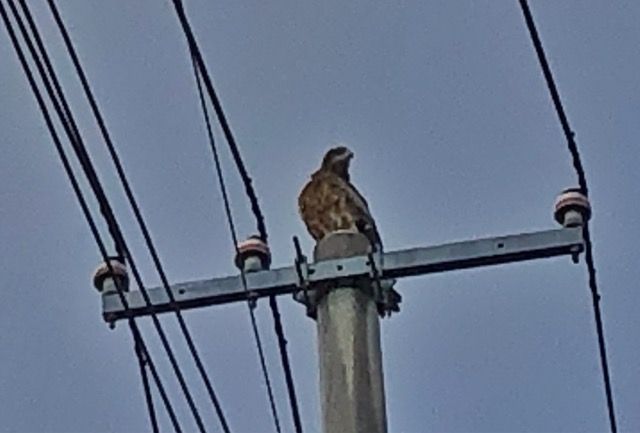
[314,232,387,433]
[96,188,591,433]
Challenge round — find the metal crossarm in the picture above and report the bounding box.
[102,227,583,323]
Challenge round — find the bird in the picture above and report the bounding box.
[298,146,382,251]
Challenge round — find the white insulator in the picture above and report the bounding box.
[235,235,271,272]
[93,258,129,294]
[554,188,591,227]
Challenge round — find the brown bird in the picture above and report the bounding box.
[298,146,382,251]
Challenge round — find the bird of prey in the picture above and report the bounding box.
[298,146,382,251]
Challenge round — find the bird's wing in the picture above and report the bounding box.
[342,179,383,251]
[298,172,336,241]
[299,172,382,250]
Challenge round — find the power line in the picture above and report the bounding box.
[6,2,208,430]
[174,1,303,429]
[131,324,183,433]
[0,3,182,431]
[517,1,617,432]
[191,55,282,433]
[44,2,232,431]
[4,1,184,430]
[180,0,303,424]
[16,0,124,258]
[268,295,304,433]
[135,337,160,433]
[171,0,268,243]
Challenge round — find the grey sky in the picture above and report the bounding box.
[0,1,638,432]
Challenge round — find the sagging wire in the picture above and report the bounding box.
[173,1,303,431]
[135,337,160,433]
[170,0,268,242]
[173,1,304,429]
[45,1,232,431]
[517,1,617,431]
[6,1,208,430]
[0,3,181,431]
[190,54,282,433]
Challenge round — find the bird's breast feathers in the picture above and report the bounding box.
[299,172,374,241]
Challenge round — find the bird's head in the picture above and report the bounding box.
[320,146,354,180]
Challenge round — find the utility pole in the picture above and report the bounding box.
[314,231,387,433]
[95,188,590,433]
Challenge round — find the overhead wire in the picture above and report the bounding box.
[0,3,181,431]
[4,2,183,431]
[177,0,303,430]
[6,1,208,431]
[191,55,282,433]
[17,1,124,258]
[44,1,232,432]
[170,0,267,242]
[516,1,617,432]
[4,1,619,431]
[268,296,304,433]
[135,337,160,433]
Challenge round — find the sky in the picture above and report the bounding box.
[0,1,639,432]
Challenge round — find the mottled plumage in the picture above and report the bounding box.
[298,146,382,250]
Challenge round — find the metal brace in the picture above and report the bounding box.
[292,235,401,319]
[292,236,318,318]
[367,249,401,317]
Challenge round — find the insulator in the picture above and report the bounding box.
[235,235,271,272]
[554,187,591,227]
[93,258,129,294]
